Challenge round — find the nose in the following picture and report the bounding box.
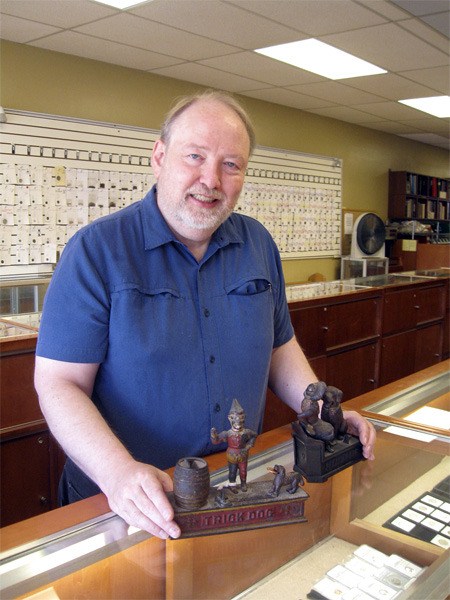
[199,159,221,190]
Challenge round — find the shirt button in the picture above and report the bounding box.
[209,355,215,363]
[214,403,221,413]
[203,308,210,317]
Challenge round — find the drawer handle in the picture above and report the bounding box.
[368,378,375,384]
[413,305,420,309]
[322,326,329,332]
[39,496,48,506]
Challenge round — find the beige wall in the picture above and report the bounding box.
[2,41,449,283]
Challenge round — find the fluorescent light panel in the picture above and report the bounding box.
[399,96,450,118]
[255,39,387,80]
[93,0,149,8]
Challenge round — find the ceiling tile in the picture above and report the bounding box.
[286,81,387,105]
[397,117,450,136]
[198,52,324,87]
[225,0,387,36]
[30,31,182,70]
[0,14,61,42]
[355,0,412,21]
[399,66,450,95]
[398,17,449,51]
[74,13,240,60]
[131,0,300,49]
[307,105,386,123]
[241,87,335,110]
[352,100,436,120]
[341,73,442,100]
[0,0,117,28]
[362,121,423,134]
[390,0,449,17]
[399,132,449,149]
[420,12,450,38]
[321,23,448,71]
[149,62,267,92]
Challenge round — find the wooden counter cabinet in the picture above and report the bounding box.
[289,289,382,401]
[380,280,445,385]
[0,329,64,527]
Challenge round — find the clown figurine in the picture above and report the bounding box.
[211,399,257,491]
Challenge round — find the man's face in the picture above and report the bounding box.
[151,99,250,247]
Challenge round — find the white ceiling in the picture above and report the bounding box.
[1,0,449,150]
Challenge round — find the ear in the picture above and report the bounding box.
[151,139,166,178]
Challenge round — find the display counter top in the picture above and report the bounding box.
[345,360,449,440]
[285,268,449,303]
[0,317,39,342]
[1,363,449,599]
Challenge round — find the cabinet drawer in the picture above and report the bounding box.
[382,289,417,334]
[415,286,445,325]
[291,305,326,358]
[326,342,379,400]
[0,351,43,429]
[383,285,445,335]
[326,298,380,350]
[415,323,443,371]
[1,432,52,527]
[380,330,416,386]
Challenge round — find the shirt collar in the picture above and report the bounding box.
[141,185,244,252]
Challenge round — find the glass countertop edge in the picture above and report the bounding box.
[0,439,293,597]
[365,417,450,443]
[363,371,449,418]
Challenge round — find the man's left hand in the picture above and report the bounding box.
[343,410,376,460]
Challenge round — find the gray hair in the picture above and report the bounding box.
[160,90,256,157]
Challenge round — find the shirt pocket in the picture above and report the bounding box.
[225,277,272,296]
[110,283,186,343]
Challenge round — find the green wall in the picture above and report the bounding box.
[2,41,449,282]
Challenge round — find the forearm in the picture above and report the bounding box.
[35,358,134,494]
[268,336,318,413]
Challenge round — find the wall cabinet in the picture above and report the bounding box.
[388,170,449,222]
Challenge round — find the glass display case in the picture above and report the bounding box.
[0,277,50,317]
[0,317,39,340]
[340,256,389,279]
[285,280,370,302]
[1,363,449,600]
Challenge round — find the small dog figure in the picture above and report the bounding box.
[267,465,304,497]
[321,385,349,443]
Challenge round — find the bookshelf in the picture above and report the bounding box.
[388,170,449,222]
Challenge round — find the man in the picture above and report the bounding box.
[35,91,375,540]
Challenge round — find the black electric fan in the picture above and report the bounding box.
[350,212,386,258]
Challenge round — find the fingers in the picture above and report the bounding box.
[119,488,181,540]
[343,410,376,461]
[105,464,181,540]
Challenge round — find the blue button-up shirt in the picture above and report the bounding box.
[37,186,294,471]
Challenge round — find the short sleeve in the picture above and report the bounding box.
[36,228,110,363]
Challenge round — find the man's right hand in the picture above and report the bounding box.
[102,460,181,540]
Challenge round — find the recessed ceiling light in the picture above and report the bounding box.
[399,96,450,118]
[255,39,386,80]
[93,0,150,8]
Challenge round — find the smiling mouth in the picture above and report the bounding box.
[189,193,219,204]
